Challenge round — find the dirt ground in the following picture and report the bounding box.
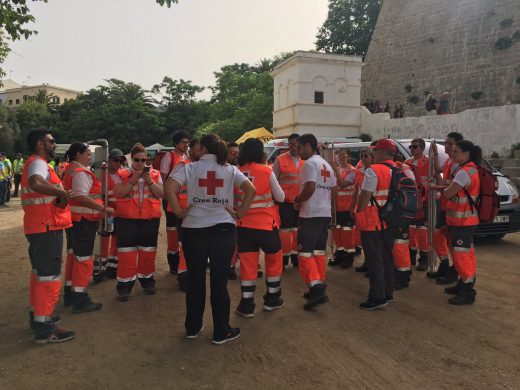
[0,198,519,390]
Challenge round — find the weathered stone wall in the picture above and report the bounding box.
[360,105,520,157]
[362,0,520,117]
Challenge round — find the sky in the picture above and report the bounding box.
[4,0,329,99]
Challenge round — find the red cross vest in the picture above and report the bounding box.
[170,151,189,209]
[405,155,429,202]
[237,162,279,231]
[355,160,393,231]
[276,152,303,203]
[446,162,480,226]
[21,155,72,234]
[116,168,162,220]
[62,162,103,222]
[336,164,356,212]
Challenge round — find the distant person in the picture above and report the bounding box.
[1,152,12,203]
[438,92,450,115]
[0,153,7,205]
[425,94,437,115]
[12,153,24,197]
[399,104,405,118]
[393,104,400,119]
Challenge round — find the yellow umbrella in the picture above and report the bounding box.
[236,127,274,145]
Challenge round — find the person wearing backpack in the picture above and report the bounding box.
[440,140,482,305]
[355,139,398,310]
[160,131,190,275]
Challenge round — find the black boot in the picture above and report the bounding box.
[236,298,256,318]
[416,251,428,271]
[290,254,299,267]
[355,263,368,273]
[228,265,238,280]
[329,250,345,266]
[177,272,187,292]
[340,252,355,269]
[283,255,289,268]
[167,252,180,274]
[448,282,476,305]
[436,266,458,285]
[409,249,418,266]
[355,246,362,256]
[29,312,61,332]
[427,259,449,279]
[71,292,102,314]
[444,279,462,295]
[303,284,328,310]
[263,292,284,311]
[393,269,411,290]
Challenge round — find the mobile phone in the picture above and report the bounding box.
[143,166,150,173]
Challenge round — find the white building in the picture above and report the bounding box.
[272,51,364,138]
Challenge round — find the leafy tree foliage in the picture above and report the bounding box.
[0,103,20,154]
[315,0,383,58]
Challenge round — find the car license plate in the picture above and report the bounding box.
[493,215,509,223]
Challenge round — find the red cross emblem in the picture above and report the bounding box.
[321,165,331,183]
[199,171,224,195]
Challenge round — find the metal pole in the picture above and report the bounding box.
[427,140,437,273]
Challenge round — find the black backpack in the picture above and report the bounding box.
[372,162,418,229]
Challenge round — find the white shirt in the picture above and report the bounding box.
[452,169,471,189]
[160,151,188,176]
[72,171,93,197]
[269,171,285,202]
[27,158,50,180]
[299,154,336,218]
[171,154,248,228]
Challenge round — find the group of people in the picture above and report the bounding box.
[0,151,24,205]
[21,127,482,345]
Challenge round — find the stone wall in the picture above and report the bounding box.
[362,0,520,117]
[360,104,520,157]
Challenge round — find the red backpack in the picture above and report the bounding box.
[152,151,169,171]
[464,165,500,223]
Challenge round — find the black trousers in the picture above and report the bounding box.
[182,223,236,339]
[279,202,299,229]
[297,217,330,253]
[237,227,281,254]
[26,230,63,279]
[361,228,395,300]
[13,173,21,196]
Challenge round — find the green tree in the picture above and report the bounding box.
[15,100,57,151]
[315,0,383,58]
[0,104,21,154]
[152,77,208,138]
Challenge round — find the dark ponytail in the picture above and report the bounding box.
[200,133,229,165]
[457,140,482,166]
[66,142,88,161]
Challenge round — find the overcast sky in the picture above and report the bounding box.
[4,0,329,99]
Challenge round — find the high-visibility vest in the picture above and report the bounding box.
[446,162,480,226]
[107,171,121,209]
[169,152,189,209]
[276,152,303,203]
[405,155,429,201]
[355,160,393,231]
[336,164,356,212]
[355,166,366,188]
[116,168,162,220]
[237,162,279,231]
[13,158,24,175]
[62,162,103,222]
[440,158,455,211]
[20,155,72,234]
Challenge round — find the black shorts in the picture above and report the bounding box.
[297,217,330,253]
[278,202,299,229]
[448,225,476,250]
[26,230,64,276]
[116,218,160,248]
[335,211,354,227]
[237,227,281,254]
[165,210,181,229]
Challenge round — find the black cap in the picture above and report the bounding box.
[109,149,124,159]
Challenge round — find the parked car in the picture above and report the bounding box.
[319,139,520,239]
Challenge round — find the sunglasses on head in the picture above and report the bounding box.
[133,158,147,163]
[409,145,420,149]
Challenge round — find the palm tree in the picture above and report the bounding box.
[33,89,58,112]
[252,58,274,74]
[106,79,153,105]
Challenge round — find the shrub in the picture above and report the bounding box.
[424,90,431,96]
[471,91,484,100]
[491,151,500,158]
[513,31,520,41]
[500,18,514,28]
[509,143,520,158]
[496,36,513,50]
[360,133,372,142]
[404,84,413,93]
[407,95,420,104]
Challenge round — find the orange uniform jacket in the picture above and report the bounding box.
[276,152,303,203]
[62,163,104,222]
[237,162,279,231]
[446,162,480,227]
[336,164,357,212]
[21,155,72,234]
[116,168,162,220]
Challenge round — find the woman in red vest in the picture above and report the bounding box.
[62,142,112,313]
[440,140,481,305]
[235,138,285,318]
[114,143,164,301]
[331,148,357,268]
